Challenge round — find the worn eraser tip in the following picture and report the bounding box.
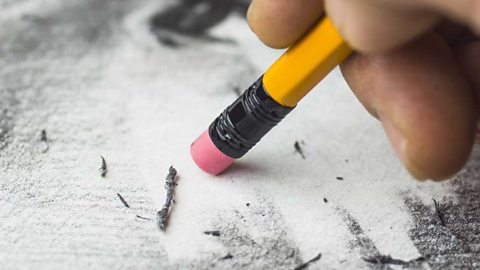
[191,130,234,175]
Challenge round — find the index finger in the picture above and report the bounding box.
[247,0,324,48]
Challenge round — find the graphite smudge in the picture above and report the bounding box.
[99,156,107,177]
[157,166,178,231]
[294,253,322,270]
[340,209,381,260]
[117,193,130,208]
[294,141,306,159]
[363,255,426,266]
[231,83,241,96]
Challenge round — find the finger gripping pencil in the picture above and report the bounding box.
[191,17,352,175]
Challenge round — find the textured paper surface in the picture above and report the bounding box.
[1,0,479,269]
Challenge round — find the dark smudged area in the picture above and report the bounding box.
[178,197,301,269]
[340,208,427,269]
[339,209,381,259]
[404,152,480,268]
[0,0,139,154]
[149,0,249,47]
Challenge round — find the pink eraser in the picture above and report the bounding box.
[191,130,235,175]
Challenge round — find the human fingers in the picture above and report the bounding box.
[247,0,323,48]
[341,32,477,180]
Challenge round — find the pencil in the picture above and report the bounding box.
[191,17,352,175]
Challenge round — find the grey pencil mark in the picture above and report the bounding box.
[99,156,107,177]
[403,191,478,268]
[294,253,322,270]
[116,193,130,208]
[337,208,398,269]
[231,83,242,96]
[197,196,301,269]
[157,166,178,231]
[342,210,380,256]
[342,208,427,268]
[363,255,426,266]
[403,151,480,269]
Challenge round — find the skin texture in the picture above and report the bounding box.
[247,0,480,181]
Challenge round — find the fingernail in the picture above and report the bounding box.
[379,113,429,181]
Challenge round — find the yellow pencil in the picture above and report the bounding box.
[191,17,352,175]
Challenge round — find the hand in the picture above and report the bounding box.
[247,0,480,181]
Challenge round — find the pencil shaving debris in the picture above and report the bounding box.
[117,193,130,208]
[294,141,306,159]
[204,230,221,237]
[157,166,178,231]
[99,156,107,177]
[136,215,151,220]
[433,198,445,226]
[40,129,47,142]
[40,129,49,153]
[220,253,233,260]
